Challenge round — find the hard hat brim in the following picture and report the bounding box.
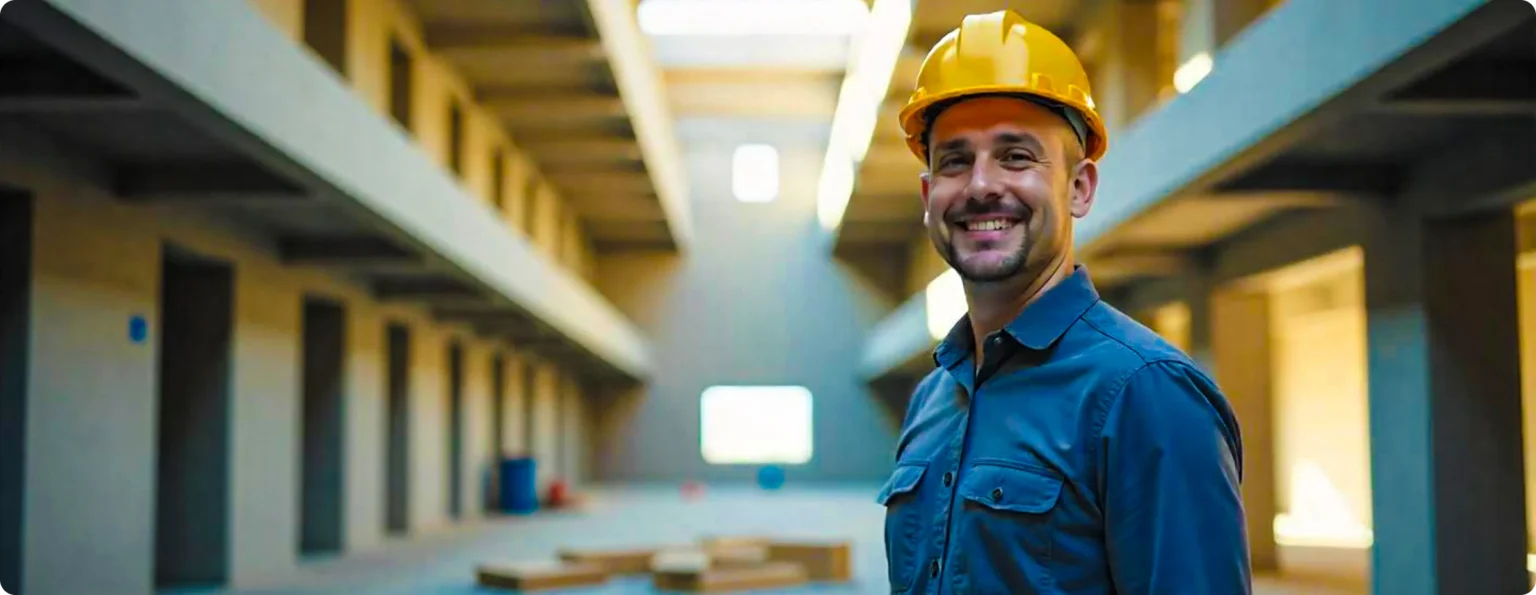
[899,86,1108,164]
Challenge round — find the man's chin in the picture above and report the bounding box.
[953,254,1026,283]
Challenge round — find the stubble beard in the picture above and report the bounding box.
[941,232,1033,284]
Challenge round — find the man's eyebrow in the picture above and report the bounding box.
[934,138,970,154]
[994,132,1044,151]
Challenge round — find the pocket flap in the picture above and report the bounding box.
[876,463,927,505]
[959,463,1063,514]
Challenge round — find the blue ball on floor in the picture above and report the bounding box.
[757,465,786,490]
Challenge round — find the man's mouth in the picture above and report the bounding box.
[962,218,1019,232]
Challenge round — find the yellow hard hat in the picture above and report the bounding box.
[898,10,1107,163]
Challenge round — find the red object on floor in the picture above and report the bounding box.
[547,479,569,507]
[680,480,705,501]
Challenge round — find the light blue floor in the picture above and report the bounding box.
[189,485,892,595]
[172,484,1355,595]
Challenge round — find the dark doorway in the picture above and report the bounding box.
[0,192,32,593]
[551,373,563,478]
[385,323,410,534]
[300,0,348,77]
[447,343,465,519]
[486,354,506,510]
[155,247,234,588]
[447,100,464,177]
[491,355,506,459]
[387,37,412,132]
[300,298,345,556]
[522,359,537,457]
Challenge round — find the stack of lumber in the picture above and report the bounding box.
[477,536,853,592]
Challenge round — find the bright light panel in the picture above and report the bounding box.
[1272,460,1374,548]
[638,0,869,37]
[1173,52,1213,94]
[815,0,913,233]
[924,268,966,340]
[700,386,813,465]
[732,144,780,203]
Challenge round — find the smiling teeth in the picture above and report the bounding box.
[967,220,1013,232]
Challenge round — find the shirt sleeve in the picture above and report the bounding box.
[1099,360,1251,594]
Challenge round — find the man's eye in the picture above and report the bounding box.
[1002,150,1036,163]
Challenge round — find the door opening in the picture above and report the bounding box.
[154,247,234,588]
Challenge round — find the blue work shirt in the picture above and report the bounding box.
[879,266,1250,594]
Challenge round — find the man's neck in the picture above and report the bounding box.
[966,255,1074,362]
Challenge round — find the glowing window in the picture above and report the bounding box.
[700,386,813,465]
[638,0,869,37]
[732,144,779,203]
[925,269,966,340]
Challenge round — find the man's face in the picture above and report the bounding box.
[920,97,1095,284]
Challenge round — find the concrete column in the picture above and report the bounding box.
[1183,266,1215,372]
[1364,207,1528,595]
[1212,288,1279,572]
[1083,0,1163,134]
[1178,0,1271,62]
[1212,0,1273,48]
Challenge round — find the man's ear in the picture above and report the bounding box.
[919,171,932,225]
[1069,159,1098,219]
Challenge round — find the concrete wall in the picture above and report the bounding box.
[1,116,551,593]
[593,127,897,483]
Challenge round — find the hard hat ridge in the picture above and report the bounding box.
[899,9,1108,163]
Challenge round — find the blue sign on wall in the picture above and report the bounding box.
[129,315,148,344]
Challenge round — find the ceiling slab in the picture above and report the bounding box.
[406,0,691,251]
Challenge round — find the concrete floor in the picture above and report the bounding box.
[181,486,1364,595]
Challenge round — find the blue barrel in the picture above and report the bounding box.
[757,465,786,490]
[498,457,539,514]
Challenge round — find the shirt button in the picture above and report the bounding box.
[991,487,1004,501]
[990,335,1005,345]
[930,559,940,578]
[942,472,954,487]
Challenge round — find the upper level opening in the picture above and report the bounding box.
[638,0,870,37]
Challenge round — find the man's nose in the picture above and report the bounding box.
[966,158,1005,202]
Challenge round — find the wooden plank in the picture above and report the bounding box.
[557,546,661,574]
[651,562,809,593]
[767,541,853,582]
[699,536,771,567]
[475,561,609,591]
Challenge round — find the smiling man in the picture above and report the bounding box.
[876,10,1251,595]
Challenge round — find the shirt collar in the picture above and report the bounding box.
[932,265,1101,368]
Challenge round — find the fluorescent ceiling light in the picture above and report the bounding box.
[815,0,913,233]
[1173,51,1213,94]
[638,0,869,37]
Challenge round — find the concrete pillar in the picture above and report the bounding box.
[0,192,31,593]
[1178,0,1271,62]
[1364,207,1528,595]
[1212,288,1279,572]
[1083,0,1163,134]
[1183,266,1216,372]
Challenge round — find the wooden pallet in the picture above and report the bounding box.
[475,560,609,591]
[558,546,663,574]
[767,541,852,582]
[651,561,809,593]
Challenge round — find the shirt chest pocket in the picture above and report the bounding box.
[877,462,928,592]
[958,462,1064,563]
